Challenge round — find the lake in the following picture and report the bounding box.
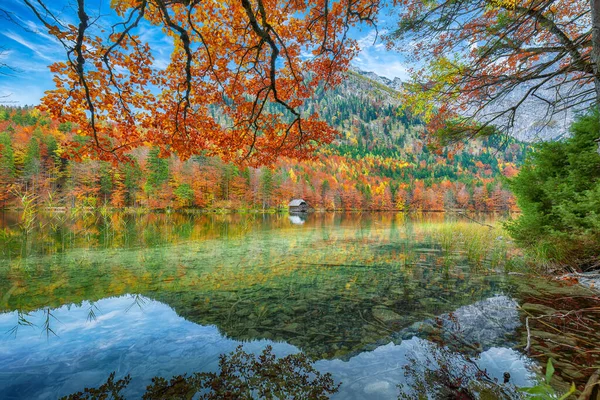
[0,211,597,399]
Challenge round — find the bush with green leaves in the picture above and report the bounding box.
[506,112,600,269]
[519,359,575,400]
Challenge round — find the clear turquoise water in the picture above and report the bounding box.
[0,212,575,399]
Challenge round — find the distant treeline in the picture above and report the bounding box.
[0,104,525,212]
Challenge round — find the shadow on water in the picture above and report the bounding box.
[62,345,340,400]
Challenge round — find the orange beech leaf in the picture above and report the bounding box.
[25,0,381,166]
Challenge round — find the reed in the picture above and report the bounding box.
[12,189,39,236]
[415,221,524,271]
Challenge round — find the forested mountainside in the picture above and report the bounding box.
[0,71,527,211]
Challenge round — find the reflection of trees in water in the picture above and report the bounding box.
[398,342,520,400]
[1,212,516,328]
[155,269,514,359]
[61,346,339,400]
[58,340,527,399]
[3,254,517,359]
[0,211,458,259]
[5,212,595,394]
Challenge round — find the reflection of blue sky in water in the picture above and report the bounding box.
[0,295,534,400]
[321,340,532,399]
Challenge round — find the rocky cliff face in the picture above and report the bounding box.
[349,65,404,91]
[348,65,583,141]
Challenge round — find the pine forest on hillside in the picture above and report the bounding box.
[0,72,525,212]
[1,0,599,398]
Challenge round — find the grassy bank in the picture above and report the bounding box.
[414,218,560,274]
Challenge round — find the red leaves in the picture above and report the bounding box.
[31,0,381,166]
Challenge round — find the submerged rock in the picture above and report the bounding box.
[372,306,402,322]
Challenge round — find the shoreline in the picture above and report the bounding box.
[0,206,519,215]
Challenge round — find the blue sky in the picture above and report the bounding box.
[0,1,407,106]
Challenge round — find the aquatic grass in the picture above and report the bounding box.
[6,311,35,338]
[14,190,38,236]
[0,228,17,257]
[414,220,522,271]
[516,241,559,274]
[488,236,510,270]
[418,220,560,274]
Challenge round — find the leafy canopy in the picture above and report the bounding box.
[25,0,380,165]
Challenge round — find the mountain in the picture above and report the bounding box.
[348,66,404,91]
[476,83,577,141]
[0,71,528,212]
[347,66,578,142]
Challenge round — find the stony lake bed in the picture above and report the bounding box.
[0,211,599,399]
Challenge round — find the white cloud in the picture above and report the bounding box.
[352,29,409,80]
[356,29,387,50]
[21,19,64,45]
[370,61,409,80]
[1,30,59,63]
[0,82,50,105]
[0,49,14,60]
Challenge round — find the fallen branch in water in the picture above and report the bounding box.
[577,369,600,400]
[455,211,494,228]
[523,307,588,353]
[525,316,531,353]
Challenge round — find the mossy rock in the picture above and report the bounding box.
[372,306,402,322]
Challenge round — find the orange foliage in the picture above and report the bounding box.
[28,0,381,165]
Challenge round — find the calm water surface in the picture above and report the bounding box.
[0,212,589,399]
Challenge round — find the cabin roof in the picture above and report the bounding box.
[288,199,307,207]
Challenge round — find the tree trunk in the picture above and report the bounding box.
[593,0,600,107]
[594,0,600,154]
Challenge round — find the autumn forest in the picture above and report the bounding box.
[0,72,525,212]
[1,0,599,399]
